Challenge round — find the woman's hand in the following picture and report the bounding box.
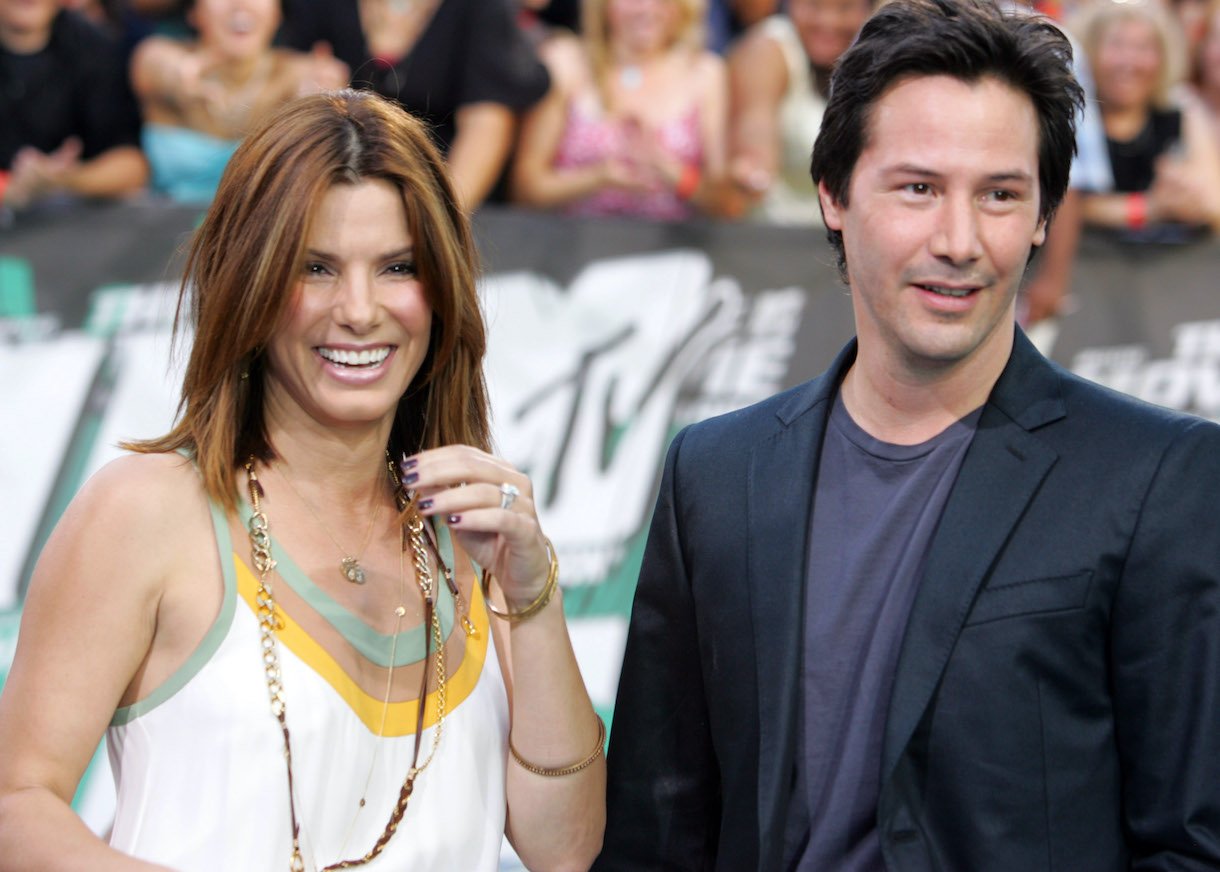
[401,446,550,609]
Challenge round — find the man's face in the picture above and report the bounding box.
[819,74,1046,377]
[0,0,58,41]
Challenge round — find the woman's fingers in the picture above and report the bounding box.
[413,482,534,520]
[400,447,553,597]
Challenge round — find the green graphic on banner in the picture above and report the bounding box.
[0,256,35,318]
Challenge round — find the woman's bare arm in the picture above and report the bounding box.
[0,455,206,871]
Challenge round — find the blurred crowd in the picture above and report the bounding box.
[2,0,1220,322]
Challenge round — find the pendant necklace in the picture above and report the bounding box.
[618,64,643,91]
[277,463,384,584]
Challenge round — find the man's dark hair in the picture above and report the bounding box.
[810,0,1084,278]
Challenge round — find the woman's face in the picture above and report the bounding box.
[191,0,281,61]
[789,0,871,70]
[606,0,681,56]
[1094,16,1164,111]
[263,179,433,434]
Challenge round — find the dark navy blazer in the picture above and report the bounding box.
[596,329,1220,871]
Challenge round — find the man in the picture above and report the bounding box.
[0,0,147,212]
[595,0,1220,869]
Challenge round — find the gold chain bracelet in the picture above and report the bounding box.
[482,535,559,623]
[509,714,606,777]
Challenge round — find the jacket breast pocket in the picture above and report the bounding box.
[963,570,1093,627]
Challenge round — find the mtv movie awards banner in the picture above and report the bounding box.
[1,202,1218,840]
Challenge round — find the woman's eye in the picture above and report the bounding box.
[387,261,417,276]
[303,262,330,277]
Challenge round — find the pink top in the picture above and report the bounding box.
[553,103,703,222]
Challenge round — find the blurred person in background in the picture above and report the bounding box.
[1184,0,1220,141]
[0,0,147,213]
[1073,0,1220,239]
[718,0,873,223]
[1008,0,1113,325]
[706,0,778,52]
[277,0,550,213]
[511,0,728,222]
[519,0,582,38]
[1168,0,1211,62]
[129,0,347,205]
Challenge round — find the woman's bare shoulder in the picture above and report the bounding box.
[129,34,190,91]
[60,453,210,550]
[538,31,589,88]
[726,23,787,85]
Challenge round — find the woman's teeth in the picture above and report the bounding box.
[317,347,390,367]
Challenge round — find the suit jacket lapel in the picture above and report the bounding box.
[881,330,1067,782]
[749,341,857,860]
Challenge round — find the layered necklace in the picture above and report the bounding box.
[244,454,451,871]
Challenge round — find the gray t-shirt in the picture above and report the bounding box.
[785,393,981,871]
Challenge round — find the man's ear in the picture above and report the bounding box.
[818,181,844,231]
[1032,216,1047,247]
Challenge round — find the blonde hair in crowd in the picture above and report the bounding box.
[583,0,708,106]
[127,89,491,513]
[1072,0,1189,108]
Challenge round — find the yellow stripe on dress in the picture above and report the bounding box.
[234,554,489,736]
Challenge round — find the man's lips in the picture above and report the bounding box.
[913,282,983,298]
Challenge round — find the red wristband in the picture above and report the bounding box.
[1126,192,1147,230]
[0,171,9,205]
[675,164,701,200]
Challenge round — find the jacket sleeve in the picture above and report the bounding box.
[594,427,721,871]
[1112,419,1220,869]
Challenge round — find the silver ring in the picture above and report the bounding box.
[499,482,520,511]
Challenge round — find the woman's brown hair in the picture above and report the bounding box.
[127,89,491,512]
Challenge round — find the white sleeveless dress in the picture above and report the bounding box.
[106,500,509,871]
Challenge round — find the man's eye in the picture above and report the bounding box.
[905,183,932,195]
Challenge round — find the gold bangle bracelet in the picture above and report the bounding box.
[482,536,559,623]
[510,714,606,777]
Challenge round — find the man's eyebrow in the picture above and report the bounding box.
[880,164,1035,184]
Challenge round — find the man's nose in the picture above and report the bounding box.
[929,194,984,265]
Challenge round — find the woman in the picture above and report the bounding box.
[1073,0,1220,238]
[130,0,348,204]
[510,0,728,222]
[0,90,604,871]
[277,0,550,212]
[719,0,872,223]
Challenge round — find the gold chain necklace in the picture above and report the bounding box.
[276,463,383,585]
[245,456,447,872]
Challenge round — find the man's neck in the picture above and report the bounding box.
[840,332,1012,445]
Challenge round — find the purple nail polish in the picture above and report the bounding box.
[418,498,433,510]
[401,457,418,470]
[403,471,419,485]
[447,514,461,525]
